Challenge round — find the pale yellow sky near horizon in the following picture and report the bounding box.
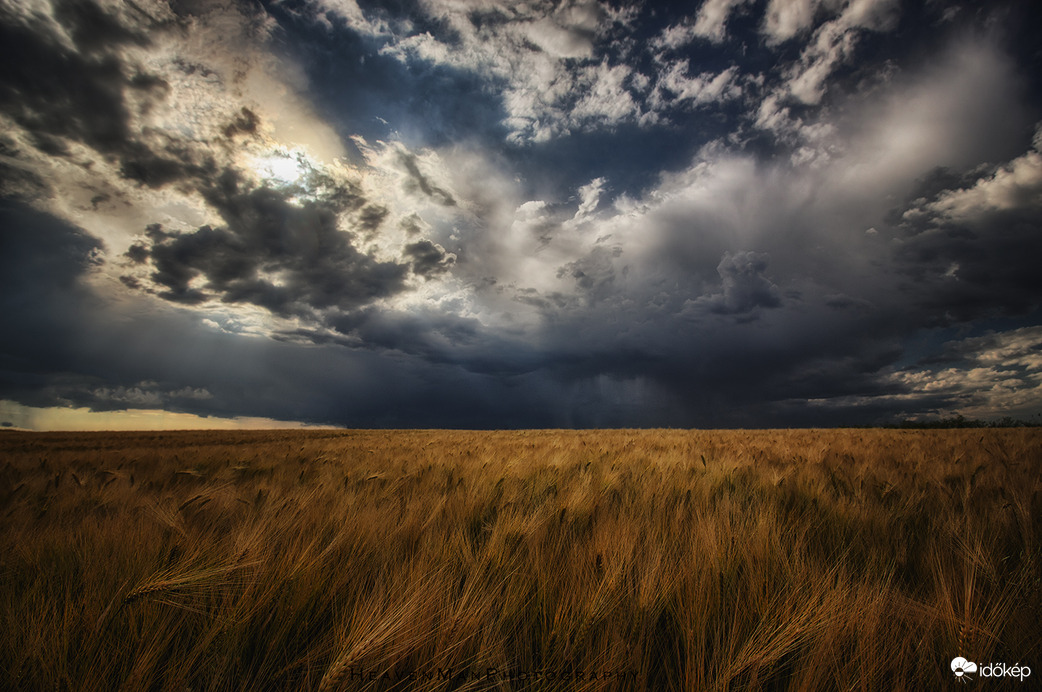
[0,400,328,432]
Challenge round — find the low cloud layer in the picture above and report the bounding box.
[2,0,1041,428]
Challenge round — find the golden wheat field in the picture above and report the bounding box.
[0,428,1039,691]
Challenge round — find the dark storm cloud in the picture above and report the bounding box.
[398,152,456,206]
[896,218,1042,323]
[0,199,566,427]
[52,0,153,52]
[119,146,207,188]
[124,243,150,264]
[222,107,261,139]
[0,142,48,200]
[355,204,390,238]
[703,251,782,316]
[823,294,874,313]
[0,201,108,407]
[327,308,506,371]
[891,151,1042,324]
[0,8,139,156]
[514,301,910,426]
[557,246,620,303]
[0,0,234,196]
[403,239,455,278]
[399,212,426,236]
[0,1,166,158]
[131,171,410,316]
[0,200,101,315]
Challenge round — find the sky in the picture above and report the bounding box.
[2,0,1042,430]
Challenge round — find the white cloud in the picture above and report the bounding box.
[651,0,754,48]
[751,34,1028,217]
[523,17,596,58]
[651,23,698,51]
[492,31,1032,335]
[762,0,827,44]
[693,0,755,43]
[756,0,902,106]
[841,0,901,30]
[0,0,513,343]
[90,383,213,407]
[573,177,606,222]
[924,149,1042,223]
[651,63,741,110]
[92,386,164,407]
[571,61,640,124]
[377,1,643,143]
[886,326,1042,419]
[308,0,393,36]
[784,19,859,104]
[780,0,900,104]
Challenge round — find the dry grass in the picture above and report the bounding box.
[0,428,1039,690]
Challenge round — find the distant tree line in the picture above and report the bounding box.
[877,414,1042,429]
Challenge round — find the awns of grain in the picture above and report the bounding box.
[0,428,1039,691]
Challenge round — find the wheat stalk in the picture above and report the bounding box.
[117,561,257,613]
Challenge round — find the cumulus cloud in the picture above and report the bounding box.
[921,140,1042,223]
[868,326,1042,420]
[557,245,621,304]
[573,177,606,222]
[570,61,641,125]
[780,0,901,104]
[130,177,409,315]
[652,0,754,46]
[403,239,456,278]
[650,63,741,111]
[369,0,645,142]
[694,0,755,42]
[762,0,825,44]
[703,251,784,315]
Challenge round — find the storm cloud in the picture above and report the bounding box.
[2,0,1041,428]
[132,172,408,315]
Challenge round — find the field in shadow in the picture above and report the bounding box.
[1,428,1040,690]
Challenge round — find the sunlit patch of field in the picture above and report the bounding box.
[1,428,1039,690]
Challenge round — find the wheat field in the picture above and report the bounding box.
[0,428,1039,690]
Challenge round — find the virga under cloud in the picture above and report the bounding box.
[1,0,1041,429]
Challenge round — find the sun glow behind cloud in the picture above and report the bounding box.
[251,151,312,188]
